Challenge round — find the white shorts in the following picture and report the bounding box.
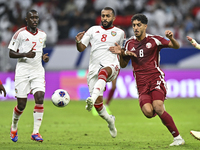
[87,64,120,96]
[15,75,45,98]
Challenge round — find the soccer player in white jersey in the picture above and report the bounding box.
[75,7,125,138]
[187,36,200,141]
[8,10,49,142]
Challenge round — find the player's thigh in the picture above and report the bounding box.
[30,76,45,95]
[15,77,30,98]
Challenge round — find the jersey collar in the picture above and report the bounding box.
[25,27,38,35]
[101,26,114,30]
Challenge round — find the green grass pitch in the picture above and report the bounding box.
[0,98,199,150]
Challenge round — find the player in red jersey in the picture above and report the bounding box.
[8,10,49,142]
[0,79,6,97]
[109,14,185,146]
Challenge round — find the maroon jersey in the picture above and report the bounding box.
[124,34,170,86]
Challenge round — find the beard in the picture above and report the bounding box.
[101,20,113,29]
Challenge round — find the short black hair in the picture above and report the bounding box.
[26,9,38,17]
[131,14,148,24]
[102,7,115,16]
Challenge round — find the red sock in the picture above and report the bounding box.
[34,104,44,113]
[94,102,103,112]
[159,111,179,137]
[14,105,23,115]
[106,89,115,105]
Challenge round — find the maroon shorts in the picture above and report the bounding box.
[137,74,167,109]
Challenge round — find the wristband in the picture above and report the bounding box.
[191,39,200,50]
[75,39,81,43]
[0,79,2,85]
[124,50,128,55]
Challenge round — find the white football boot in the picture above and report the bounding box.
[169,135,185,146]
[190,130,200,140]
[85,97,94,111]
[108,115,117,138]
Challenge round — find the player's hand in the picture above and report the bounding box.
[187,36,192,42]
[26,49,36,58]
[186,36,197,47]
[125,50,137,57]
[165,30,173,39]
[43,53,49,62]
[109,43,122,54]
[75,31,85,42]
[0,84,6,97]
[110,43,137,57]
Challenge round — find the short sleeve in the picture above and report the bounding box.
[43,34,47,48]
[81,27,92,47]
[8,32,21,52]
[118,31,126,47]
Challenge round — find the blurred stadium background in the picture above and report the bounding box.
[0,0,200,101]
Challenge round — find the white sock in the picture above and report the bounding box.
[174,134,182,140]
[98,105,112,123]
[12,112,21,131]
[91,79,106,102]
[11,106,23,131]
[33,112,43,134]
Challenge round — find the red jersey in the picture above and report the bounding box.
[124,34,170,85]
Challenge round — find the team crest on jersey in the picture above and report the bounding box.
[39,38,43,43]
[146,42,152,48]
[111,31,117,36]
[15,88,18,94]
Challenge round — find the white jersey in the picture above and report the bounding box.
[8,27,47,78]
[81,26,125,73]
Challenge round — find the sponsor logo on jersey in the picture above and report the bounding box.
[25,38,29,41]
[130,47,135,51]
[111,31,117,36]
[146,42,152,48]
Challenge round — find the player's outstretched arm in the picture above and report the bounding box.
[75,31,86,52]
[0,80,6,97]
[9,49,36,58]
[109,43,136,68]
[187,36,200,50]
[165,30,180,49]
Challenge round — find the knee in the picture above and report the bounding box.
[36,96,44,104]
[17,102,26,111]
[142,108,154,118]
[153,105,164,116]
[143,111,154,118]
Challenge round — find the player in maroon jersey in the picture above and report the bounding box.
[0,79,6,97]
[109,14,185,146]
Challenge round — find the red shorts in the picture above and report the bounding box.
[137,74,167,109]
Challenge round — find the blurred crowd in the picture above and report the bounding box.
[0,0,200,47]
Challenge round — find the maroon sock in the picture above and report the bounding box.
[106,89,115,105]
[159,111,179,137]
